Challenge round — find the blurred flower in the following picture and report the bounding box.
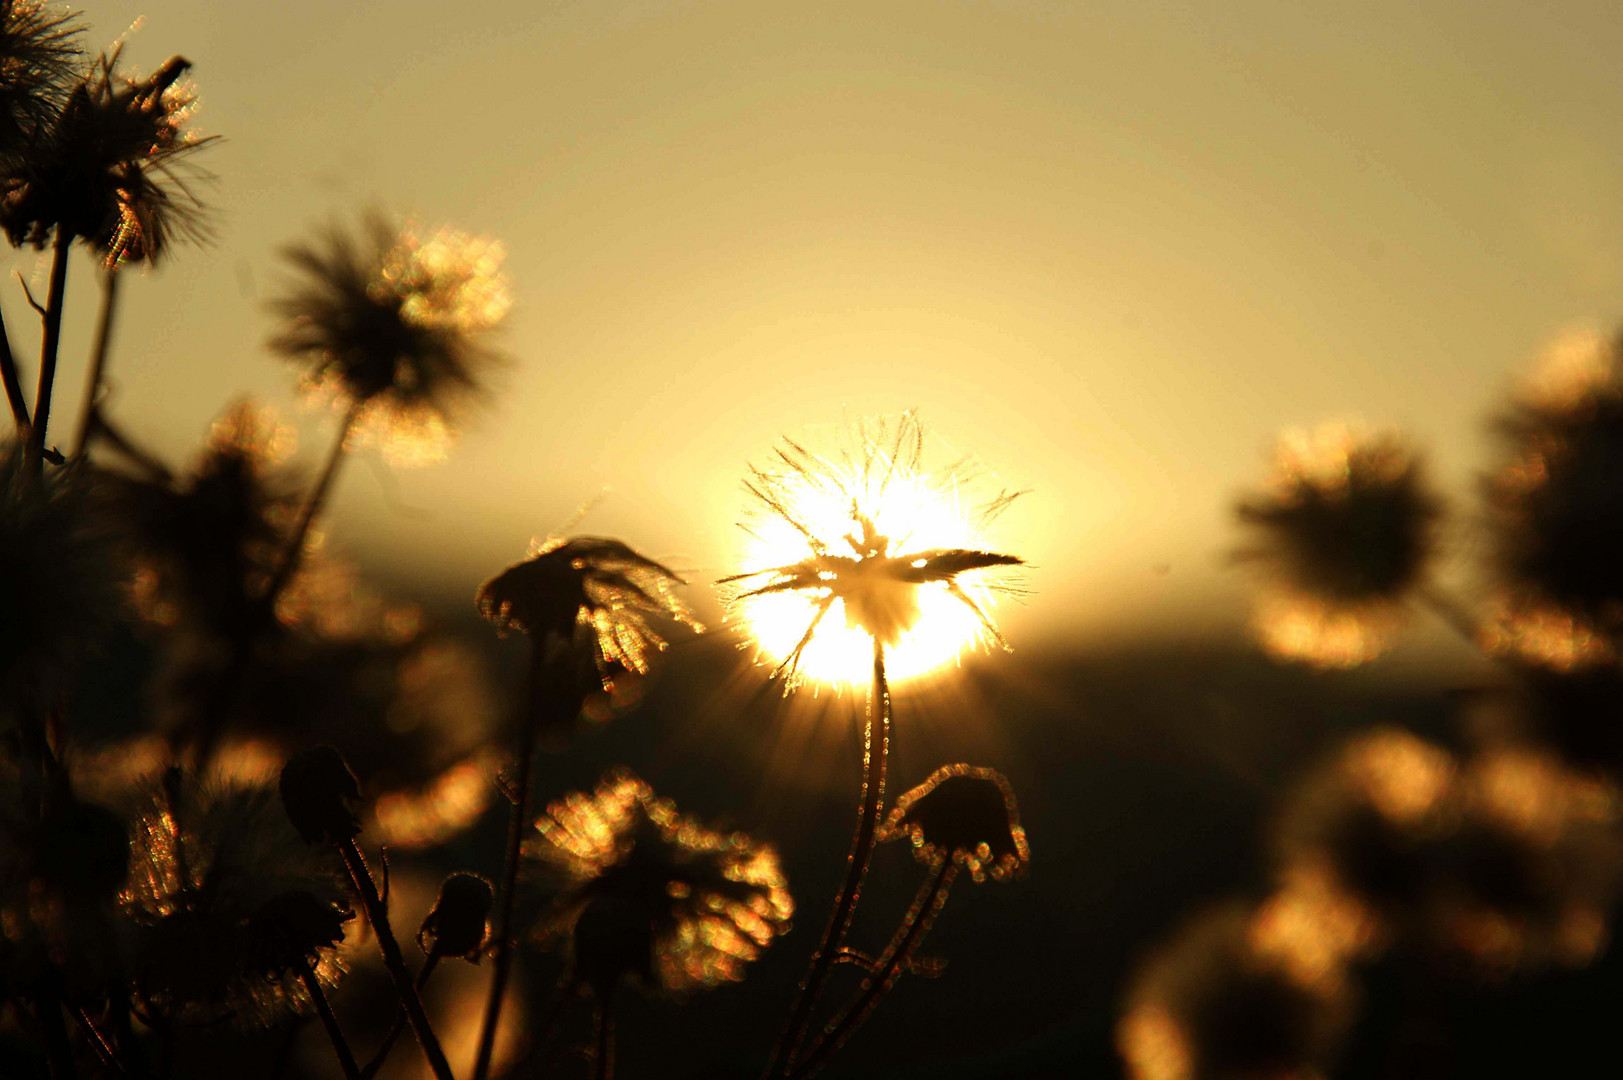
[0,438,122,709]
[722,413,1023,687]
[1485,330,1623,654]
[418,872,493,963]
[1237,421,1440,667]
[479,536,700,737]
[121,770,350,1028]
[269,212,509,463]
[1,47,212,266]
[525,769,792,995]
[879,764,1030,883]
[0,0,80,158]
[279,745,362,847]
[1118,903,1353,1080]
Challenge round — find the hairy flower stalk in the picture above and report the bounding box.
[727,415,1022,1077]
[472,539,699,1080]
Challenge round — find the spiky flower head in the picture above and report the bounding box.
[880,764,1029,883]
[526,769,792,996]
[1118,904,1353,1080]
[1236,421,1440,668]
[0,438,122,709]
[1,46,212,266]
[1484,329,1623,661]
[0,0,80,158]
[269,212,510,463]
[722,412,1023,688]
[418,871,493,962]
[121,770,350,1029]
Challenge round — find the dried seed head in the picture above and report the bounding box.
[247,890,353,978]
[880,764,1030,883]
[0,0,81,158]
[418,872,493,962]
[278,746,362,846]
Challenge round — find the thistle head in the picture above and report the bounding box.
[246,890,354,978]
[526,769,792,995]
[269,212,509,463]
[880,764,1030,882]
[417,872,493,962]
[1,47,213,266]
[0,0,81,157]
[1237,421,1440,667]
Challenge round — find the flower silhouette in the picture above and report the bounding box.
[269,212,509,463]
[526,769,792,995]
[0,0,81,159]
[880,764,1030,883]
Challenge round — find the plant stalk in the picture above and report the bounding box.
[590,992,615,1080]
[360,954,439,1080]
[261,399,361,612]
[27,231,73,471]
[791,860,956,1080]
[768,639,891,1077]
[339,841,456,1080]
[299,961,361,1080]
[0,304,30,433]
[71,269,120,457]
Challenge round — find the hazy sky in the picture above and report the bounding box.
[20,0,1623,647]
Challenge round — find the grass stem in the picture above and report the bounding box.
[299,961,361,1080]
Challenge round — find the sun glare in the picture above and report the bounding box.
[728,416,1020,687]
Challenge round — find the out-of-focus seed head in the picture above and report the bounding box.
[526,769,792,996]
[278,745,362,846]
[269,212,509,464]
[879,764,1030,883]
[418,872,493,962]
[0,0,81,160]
[1237,422,1440,667]
[1484,329,1623,658]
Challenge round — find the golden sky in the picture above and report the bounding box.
[25,0,1623,646]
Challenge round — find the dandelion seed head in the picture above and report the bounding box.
[724,413,1023,688]
[526,770,792,995]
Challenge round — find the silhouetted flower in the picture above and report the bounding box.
[0,438,122,709]
[1,47,212,266]
[0,0,80,158]
[419,872,493,962]
[1237,422,1440,667]
[722,413,1023,686]
[121,770,350,1028]
[1484,329,1623,656]
[269,212,509,463]
[479,536,699,736]
[526,769,792,995]
[1118,904,1354,1080]
[880,764,1030,883]
[279,746,363,846]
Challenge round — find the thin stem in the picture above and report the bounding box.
[70,1004,127,1077]
[72,269,120,457]
[790,860,956,1080]
[339,841,456,1080]
[360,954,440,1080]
[472,640,553,1080]
[590,992,615,1080]
[0,303,31,433]
[261,399,361,611]
[299,961,361,1080]
[27,231,73,471]
[768,639,891,1078]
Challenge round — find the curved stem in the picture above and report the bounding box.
[590,991,615,1080]
[360,954,439,1080]
[339,841,456,1080]
[791,860,956,1080]
[0,303,30,433]
[71,269,119,457]
[471,639,555,1080]
[299,961,361,1080]
[27,231,72,472]
[768,639,891,1077]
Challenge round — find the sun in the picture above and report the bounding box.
[725,416,1021,688]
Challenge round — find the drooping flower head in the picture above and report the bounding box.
[1,46,212,266]
[1237,421,1441,668]
[418,872,493,963]
[269,212,510,464]
[722,413,1024,688]
[880,764,1030,883]
[525,769,792,995]
[0,0,81,158]
[121,770,351,1029]
[1483,329,1623,665]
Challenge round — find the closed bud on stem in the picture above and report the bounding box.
[279,745,362,846]
[418,872,493,962]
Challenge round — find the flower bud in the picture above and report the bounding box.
[881,764,1030,883]
[418,872,493,962]
[278,746,362,845]
[247,890,353,978]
